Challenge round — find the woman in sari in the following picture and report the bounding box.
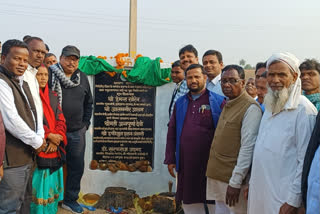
[31,65,67,214]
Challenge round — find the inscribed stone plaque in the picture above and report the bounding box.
[93,72,155,171]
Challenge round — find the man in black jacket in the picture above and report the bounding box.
[49,45,93,214]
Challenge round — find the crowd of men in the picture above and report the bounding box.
[0,37,92,214]
[0,38,319,214]
[165,45,320,214]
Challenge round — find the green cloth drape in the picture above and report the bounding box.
[79,55,171,86]
[78,55,121,75]
[126,56,171,86]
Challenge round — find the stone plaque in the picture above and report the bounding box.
[93,72,155,171]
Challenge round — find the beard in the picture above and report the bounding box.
[264,85,293,114]
[188,82,205,94]
[189,86,203,93]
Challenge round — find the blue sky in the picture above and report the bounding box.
[1,0,320,66]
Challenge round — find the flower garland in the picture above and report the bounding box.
[114,53,129,69]
[135,54,143,62]
[97,56,107,60]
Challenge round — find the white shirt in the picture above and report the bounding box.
[248,96,317,213]
[0,76,43,149]
[23,65,44,138]
[206,73,224,96]
[169,80,189,118]
[229,104,262,187]
[207,104,262,200]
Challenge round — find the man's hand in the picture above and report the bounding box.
[279,203,298,214]
[226,185,241,207]
[243,184,249,200]
[45,142,57,154]
[47,133,63,146]
[36,138,47,154]
[167,164,176,178]
[0,165,3,182]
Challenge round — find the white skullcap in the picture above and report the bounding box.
[266,52,300,75]
[266,52,302,110]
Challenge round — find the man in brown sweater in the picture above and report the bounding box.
[206,65,262,214]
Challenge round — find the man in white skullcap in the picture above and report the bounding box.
[248,52,317,214]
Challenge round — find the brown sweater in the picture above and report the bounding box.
[206,91,259,183]
[0,66,37,167]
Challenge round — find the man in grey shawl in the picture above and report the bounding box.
[49,45,93,214]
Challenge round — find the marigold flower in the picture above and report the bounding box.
[122,70,128,78]
[105,71,116,77]
[115,53,127,69]
[135,54,143,62]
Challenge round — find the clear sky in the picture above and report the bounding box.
[1,0,320,66]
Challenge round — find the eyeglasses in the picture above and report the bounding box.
[221,78,242,85]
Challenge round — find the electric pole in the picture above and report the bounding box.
[129,0,137,58]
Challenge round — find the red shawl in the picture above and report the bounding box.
[38,84,67,159]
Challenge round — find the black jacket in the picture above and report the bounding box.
[0,66,37,167]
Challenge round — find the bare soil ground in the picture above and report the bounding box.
[57,205,138,214]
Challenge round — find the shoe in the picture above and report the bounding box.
[61,201,84,214]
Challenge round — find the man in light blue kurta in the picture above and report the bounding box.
[202,50,225,96]
[306,146,320,214]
